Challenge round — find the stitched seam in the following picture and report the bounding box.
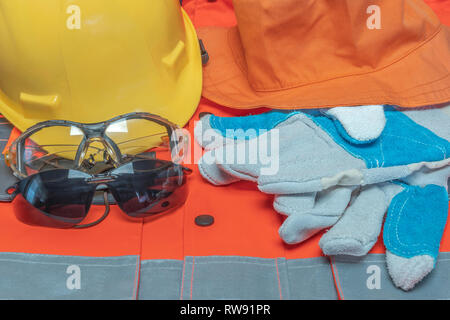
[142,261,328,269]
[385,188,438,256]
[335,260,387,263]
[275,259,282,300]
[207,79,450,109]
[132,255,140,300]
[287,264,331,269]
[140,267,182,271]
[134,217,145,300]
[329,256,344,300]
[228,24,442,92]
[180,258,186,300]
[394,115,448,155]
[193,260,282,267]
[241,25,445,92]
[309,118,367,164]
[399,115,446,152]
[0,258,136,267]
[383,134,446,158]
[190,256,195,300]
[395,191,429,250]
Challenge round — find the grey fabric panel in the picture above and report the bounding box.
[138,259,184,300]
[332,252,450,300]
[0,118,17,202]
[0,252,139,300]
[182,256,282,300]
[139,256,335,300]
[286,257,338,300]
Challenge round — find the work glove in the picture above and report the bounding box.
[316,107,450,290]
[322,105,386,143]
[319,166,450,291]
[195,105,450,290]
[196,107,449,194]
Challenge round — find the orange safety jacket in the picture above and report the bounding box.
[0,0,449,300]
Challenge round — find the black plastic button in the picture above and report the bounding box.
[195,215,214,227]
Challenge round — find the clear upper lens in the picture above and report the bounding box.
[10,115,187,177]
[18,126,84,176]
[105,118,173,162]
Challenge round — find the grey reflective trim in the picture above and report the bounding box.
[138,259,184,300]
[331,252,450,300]
[0,118,17,202]
[286,257,338,300]
[0,252,140,300]
[138,256,336,300]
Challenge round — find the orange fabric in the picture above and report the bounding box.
[141,98,324,260]
[426,0,450,25]
[0,128,144,257]
[0,0,448,264]
[183,0,236,28]
[198,0,450,109]
[0,201,143,257]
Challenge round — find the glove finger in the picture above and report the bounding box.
[319,184,399,256]
[274,192,316,217]
[386,250,435,291]
[198,152,241,185]
[276,187,354,244]
[199,140,262,184]
[279,213,339,245]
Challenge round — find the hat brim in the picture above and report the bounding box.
[198,26,450,109]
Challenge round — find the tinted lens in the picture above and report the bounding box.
[17,126,85,176]
[105,118,173,161]
[13,170,95,228]
[108,160,188,217]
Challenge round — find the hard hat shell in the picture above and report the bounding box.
[0,0,202,132]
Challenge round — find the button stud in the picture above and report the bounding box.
[195,215,214,227]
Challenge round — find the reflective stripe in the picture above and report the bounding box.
[331,252,450,299]
[139,256,336,300]
[2,252,450,299]
[0,252,140,299]
[138,259,184,300]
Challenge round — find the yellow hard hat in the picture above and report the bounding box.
[0,0,202,132]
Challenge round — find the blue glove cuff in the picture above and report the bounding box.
[383,184,449,260]
[307,110,450,169]
[209,110,298,140]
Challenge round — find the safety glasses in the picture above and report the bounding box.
[9,159,192,228]
[5,112,189,178]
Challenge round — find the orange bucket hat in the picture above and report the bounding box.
[198,0,450,109]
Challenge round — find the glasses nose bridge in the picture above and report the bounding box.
[77,135,121,167]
